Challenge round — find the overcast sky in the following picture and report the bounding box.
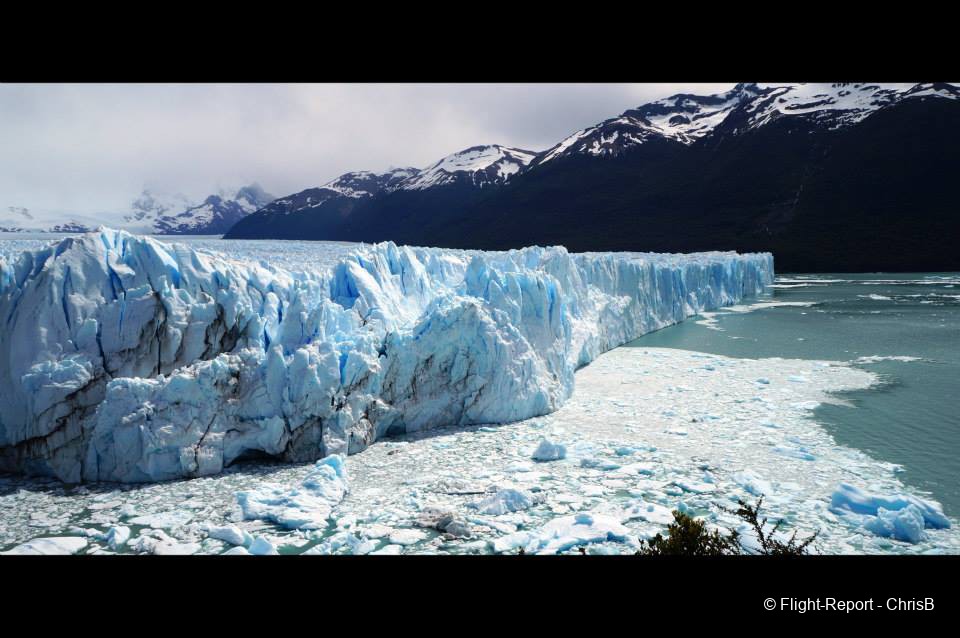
[1,83,735,213]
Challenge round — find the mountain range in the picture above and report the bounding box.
[225,83,960,272]
[1,184,274,235]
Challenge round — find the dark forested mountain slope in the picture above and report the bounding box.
[226,84,960,272]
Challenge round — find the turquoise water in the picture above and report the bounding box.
[626,273,960,516]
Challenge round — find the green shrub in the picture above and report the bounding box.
[636,497,817,556]
[731,497,818,556]
[638,510,741,556]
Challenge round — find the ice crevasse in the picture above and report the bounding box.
[0,228,773,482]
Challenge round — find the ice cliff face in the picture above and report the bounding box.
[0,229,773,483]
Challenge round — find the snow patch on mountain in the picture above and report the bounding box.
[0,229,772,483]
[399,145,537,190]
[323,168,422,199]
[536,82,958,164]
[256,168,422,219]
[742,82,959,131]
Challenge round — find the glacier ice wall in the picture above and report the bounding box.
[0,229,773,482]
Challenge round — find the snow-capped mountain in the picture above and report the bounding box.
[152,183,275,234]
[737,82,960,131]
[534,83,960,165]
[397,145,538,190]
[2,184,274,235]
[124,190,195,230]
[535,83,763,165]
[325,168,421,197]
[226,81,960,273]
[238,147,536,225]
[1,206,122,234]
[224,149,537,239]
[248,168,420,220]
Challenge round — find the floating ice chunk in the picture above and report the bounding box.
[1,536,88,555]
[531,438,566,461]
[617,462,656,476]
[371,544,403,555]
[733,470,773,497]
[471,488,537,515]
[236,455,348,530]
[248,536,279,555]
[388,529,426,546]
[622,501,675,525]
[103,525,131,550]
[359,523,393,539]
[830,483,950,531]
[493,512,633,554]
[672,480,716,494]
[128,511,194,529]
[580,457,621,471]
[505,462,533,473]
[853,355,923,365]
[207,525,253,547]
[306,531,378,555]
[222,546,251,556]
[864,506,927,544]
[153,541,202,555]
[772,445,816,461]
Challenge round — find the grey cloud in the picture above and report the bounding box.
[0,83,734,213]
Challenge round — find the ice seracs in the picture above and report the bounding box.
[0,228,772,483]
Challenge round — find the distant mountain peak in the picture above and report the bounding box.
[151,184,275,235]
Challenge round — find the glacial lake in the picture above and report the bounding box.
[627,273,960,516]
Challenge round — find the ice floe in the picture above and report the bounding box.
[830,483,950,543]
[236,455,348,530]
[1,536,88,555]
[532,438,567,461]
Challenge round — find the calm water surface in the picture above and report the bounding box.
[627,273,960,515]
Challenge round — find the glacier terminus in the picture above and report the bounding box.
[0,228,772,483]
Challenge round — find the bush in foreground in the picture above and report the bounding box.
[636,497,817,556]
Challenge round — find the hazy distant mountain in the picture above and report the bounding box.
[2,184,275,235]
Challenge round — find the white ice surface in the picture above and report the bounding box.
[2,347,956,555]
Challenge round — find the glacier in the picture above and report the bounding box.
[0,228,773,483]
